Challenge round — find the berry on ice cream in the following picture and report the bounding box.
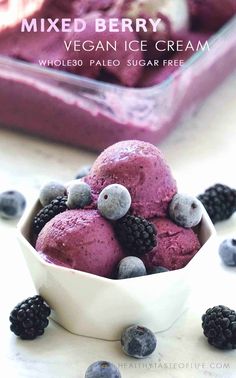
[33,140,202,278]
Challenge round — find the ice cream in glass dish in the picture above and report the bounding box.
[0,1,235,150]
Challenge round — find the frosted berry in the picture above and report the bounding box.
[121,325,157,358]
[85,361,121,378]
[148,266,169,274]
[219,239,236,267]
[117,256,147,279]
[98,184,131,221]
[75,165,91,179]
[67,181,92,209]
[0,190,26,219]
[169,193,203,228]
[39,181,66,206]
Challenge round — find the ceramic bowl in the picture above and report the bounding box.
[17,200,215,340]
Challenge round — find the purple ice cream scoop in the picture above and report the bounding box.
[35,209,125,278]
[85,140,177,218]
[143,217,201,270]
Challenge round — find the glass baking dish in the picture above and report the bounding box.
[0,16,235,151]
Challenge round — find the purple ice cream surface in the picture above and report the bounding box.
[34,140,201,276]
[143,218,201,271]
[188,0,236,31]
[85,140,177,218]
[0,0,68,62]
[35,209,125,278]
[63,12,143,86]
[0,1,143,86]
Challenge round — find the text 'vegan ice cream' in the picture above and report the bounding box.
[63,13,143,86]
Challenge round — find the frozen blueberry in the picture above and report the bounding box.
[148,266,169,275]
[219,239,236,266]
[121,325,157,359]
[169,193,203,228]
[85,361,121,378]
[117,256,147,279]
[75,165,91,179]
[0,190,26,220]
[66,181,92,209]
[98,184,131,221]
[39,181,66,206]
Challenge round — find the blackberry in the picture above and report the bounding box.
[33,196,68,235]
[115,214,157,256]
[202,305,236,350]
[9,295,51,340]
[198,184,236,224]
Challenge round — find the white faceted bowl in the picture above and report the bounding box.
[17,200,216,341]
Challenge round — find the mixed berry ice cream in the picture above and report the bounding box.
[85,140,177,218]
[36,209,125,277]
[33,140,203,278]
[143,218,200,271]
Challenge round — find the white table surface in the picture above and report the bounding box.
[0,71,236,378]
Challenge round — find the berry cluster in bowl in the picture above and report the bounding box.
[30,140,204,279]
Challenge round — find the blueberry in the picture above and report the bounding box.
[39,181,66,206]
[98,184,131,221]
[75,165,91,179]
[121,325,157,359]
[219,239,236,266]
[148,266,169,275]
[169,193,203,228]
[0,190,26,220]
[117,256,147,279]
[85,361,121,378]
[66,181,92,209]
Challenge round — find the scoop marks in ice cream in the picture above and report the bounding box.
[143,218,201,270]
[85,140,177,218]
